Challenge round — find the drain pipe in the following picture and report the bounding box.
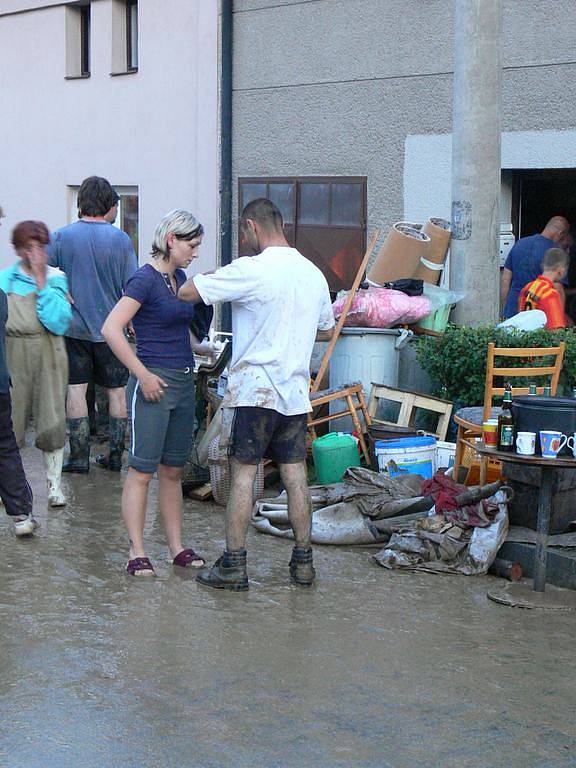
[220,0,233,332]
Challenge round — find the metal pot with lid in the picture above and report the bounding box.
[512,395,576,455]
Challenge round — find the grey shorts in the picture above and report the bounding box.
[126,366,195,474]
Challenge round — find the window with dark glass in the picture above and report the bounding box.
[80,4,91,76]
[238,177,366,291]
[120,193,139,257]
[126,0,138,71]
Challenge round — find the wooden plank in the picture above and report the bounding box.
[369,383,452,406]
[492,346,564,357]
[311,229,381,394]
[492,366,557,377]
[188,483,213,501]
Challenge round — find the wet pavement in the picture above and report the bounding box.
[1,446,575,768]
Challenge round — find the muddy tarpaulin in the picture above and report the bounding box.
[251,468,433,545]
[373,490,510,575]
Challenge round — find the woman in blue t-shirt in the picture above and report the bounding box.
[102,209,211,576]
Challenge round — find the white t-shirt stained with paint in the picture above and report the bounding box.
[194,247,335,415]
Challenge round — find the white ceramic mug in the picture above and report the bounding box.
[516,431,536,456]
[567,433,576,458]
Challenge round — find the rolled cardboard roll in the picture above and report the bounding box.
[368,223,431,285]
[396,221,423,232]
[413,255,444,285]
[422,217,451,266]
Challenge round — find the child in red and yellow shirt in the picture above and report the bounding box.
[519,247,569,329]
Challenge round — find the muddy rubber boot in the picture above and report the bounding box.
[196,549,249,591]
[43,449,67,507]
[95,417,127,472]
[289,546,316,587]
[62,417,90,474]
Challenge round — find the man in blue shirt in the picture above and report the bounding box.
[49,176,137,473]
[501,216,570,318]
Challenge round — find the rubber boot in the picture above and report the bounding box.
[95,417,127,472]
[289,546,316,586]
[196,549,249,591]
[62,417,90,473]
[43,449,67,507]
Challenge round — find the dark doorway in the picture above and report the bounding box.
[513,169,576,238]
[512,168,576,288]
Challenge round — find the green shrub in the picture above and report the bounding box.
[416,325,576,407]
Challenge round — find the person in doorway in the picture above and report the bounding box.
[102,209,211,576]
[518,247,569,329]
[500,215,570,318]
[48,176,137,473]
[178,198,335,591]
[0,221,72,507]
[0,233,37,535]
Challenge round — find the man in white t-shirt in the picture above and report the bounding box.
[179,198,334,590]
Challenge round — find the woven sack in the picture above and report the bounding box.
[208,434,265,506]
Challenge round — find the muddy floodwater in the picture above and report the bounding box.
[1,447,575,768]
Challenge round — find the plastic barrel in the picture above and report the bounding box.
[375,436,437,478]
[312,433,361,485]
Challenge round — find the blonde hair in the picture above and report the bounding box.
[151,209,204,261]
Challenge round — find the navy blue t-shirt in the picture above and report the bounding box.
[124,264,196,369]
[503,234,560,318]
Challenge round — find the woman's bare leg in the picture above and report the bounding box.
[157,464,185,557]
[122,467,153,559]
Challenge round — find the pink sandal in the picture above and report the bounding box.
[173,549,206,568]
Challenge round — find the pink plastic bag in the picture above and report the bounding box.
[332,287,431,328]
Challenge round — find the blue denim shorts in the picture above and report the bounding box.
[126,366,195,474]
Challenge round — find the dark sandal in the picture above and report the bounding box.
[126,557,156,576]
[173,548,206,569]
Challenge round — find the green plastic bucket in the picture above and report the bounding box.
[312,432,360,485]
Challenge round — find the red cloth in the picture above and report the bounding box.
[421,473,466,513]
[422,471,497,527]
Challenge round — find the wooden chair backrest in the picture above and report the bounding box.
[482,341,566,422]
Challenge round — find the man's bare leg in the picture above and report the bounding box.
[63,383,91,472]
[225,458,259,551]
[66,383,89,418]
[280,460,316,586]
[279,461,312,547]
[196,458,255,591]
[107,386,127,419]
[96,386,127,471]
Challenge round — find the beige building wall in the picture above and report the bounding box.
[0,0,219,272]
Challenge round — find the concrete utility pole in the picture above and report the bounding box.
[450,0,502,325]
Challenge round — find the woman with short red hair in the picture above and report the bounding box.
[0,220,72,507]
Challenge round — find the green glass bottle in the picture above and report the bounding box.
[498,383,515,452]
[528,383,537,396]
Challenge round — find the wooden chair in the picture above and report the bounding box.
[453,341,566,479]
[309,383,372,464]
[307,229,381,466]
[367,383,453,441]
